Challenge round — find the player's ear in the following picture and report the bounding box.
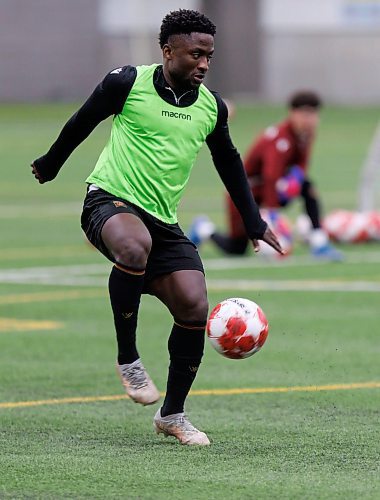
[162,44,173,60]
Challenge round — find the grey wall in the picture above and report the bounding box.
[202,0,261,97]
[100,34,162,71]
[1,0,380,104]
[261,31,380,104]
[0,0,101,101]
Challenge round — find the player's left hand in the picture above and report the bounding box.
[30,163,45,184]
[276,165,304,204]
[251,226,284,255]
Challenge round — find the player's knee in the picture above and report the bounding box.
[113,236,152,269]
[175,292,209,324]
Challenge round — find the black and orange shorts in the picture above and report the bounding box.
[81,186,204,287]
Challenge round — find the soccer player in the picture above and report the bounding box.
[31,9,282,446]
[189,91,343,261]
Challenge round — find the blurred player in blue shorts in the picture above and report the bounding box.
[189,91,343,261]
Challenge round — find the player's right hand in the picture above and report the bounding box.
[30,163,45,184]
[251,226,284,255]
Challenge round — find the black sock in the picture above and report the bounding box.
[161,321,205,417]
[301,180,321,229]
[108,264,145,365]
[211,232,249,255]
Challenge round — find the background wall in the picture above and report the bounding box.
[0,0,100,100]
[1,0,380,103]
[98,0,198,69]
[259,0,380,104]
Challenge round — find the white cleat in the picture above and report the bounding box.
[116,359,160,406]
[153,408,210,446]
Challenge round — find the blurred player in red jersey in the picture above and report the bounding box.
[189,91,343,261]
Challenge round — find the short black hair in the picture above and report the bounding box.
[288,91,322,110]
[159,9,216,48]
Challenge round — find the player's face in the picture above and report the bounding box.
[162,33,214,90]
[290,108,320,137]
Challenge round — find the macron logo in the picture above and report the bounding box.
[162,110,191,121]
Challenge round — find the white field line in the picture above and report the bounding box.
[0,264,108,286]
[0,202,81,218]
[0,247,379,269]
[203,251,380,269]
[207,279,380,292]
[0,245,91,261]
[0,262,380,292]
[2,250,380,273]
[1,247,380,267]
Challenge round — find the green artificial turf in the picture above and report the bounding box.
[0,102,379,499]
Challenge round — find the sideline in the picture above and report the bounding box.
[1,257,380,290]
[0,290,105,305]
[1,278,380,299]
[0,318,62,332]
[1,381,379,409]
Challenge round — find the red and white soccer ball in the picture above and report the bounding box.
[324,210,369,243]
[207,298,269,359]
[323,210,380,242]
[367,211,380,240]
[259,209,293,258]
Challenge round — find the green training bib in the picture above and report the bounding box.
[86,64,218,223]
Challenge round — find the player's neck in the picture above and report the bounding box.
[162,66,193,95]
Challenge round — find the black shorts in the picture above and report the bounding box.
[81,187,204,286]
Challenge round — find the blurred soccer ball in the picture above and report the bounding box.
[259,209,293,258]
[323,210,370,243]
[207,298,269,359]
[295,214,312,243]
[366,211,380,240]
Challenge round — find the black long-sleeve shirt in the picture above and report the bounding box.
[33,65,267,239]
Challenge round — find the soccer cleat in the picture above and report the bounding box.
[311,243,344,262]
[187,215,215,247]
[153,408,210,446]
[116,359,160,406]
